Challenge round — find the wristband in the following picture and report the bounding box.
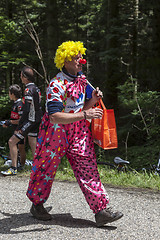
[83,111,87,120]
[5,120,11,126]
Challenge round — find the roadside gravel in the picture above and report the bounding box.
[0,176,159,240]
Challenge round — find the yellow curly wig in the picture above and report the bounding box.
[54,41,86,70]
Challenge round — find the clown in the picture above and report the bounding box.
[26,40,123,227]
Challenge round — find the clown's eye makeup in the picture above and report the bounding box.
[73,56,81,62]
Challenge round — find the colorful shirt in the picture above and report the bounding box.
[46,71,88,114]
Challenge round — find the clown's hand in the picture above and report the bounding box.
[92,87,103,101]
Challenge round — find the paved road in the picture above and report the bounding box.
[0,176,159,240]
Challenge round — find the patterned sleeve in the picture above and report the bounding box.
[85,84,94,100]
[46,78,65,114]
[25,88,33,102]
[17,102,23,117]
[18,89,31,126]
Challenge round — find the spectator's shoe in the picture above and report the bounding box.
[25,159,33,166]
[1,167,17,176]
[4,159,12,167]
[30,203,52,221]
[95,207,123,227]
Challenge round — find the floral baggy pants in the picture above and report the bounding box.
[26,113,109,214]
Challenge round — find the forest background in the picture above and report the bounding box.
[0,0,160,170]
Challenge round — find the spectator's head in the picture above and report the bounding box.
[21,66,35,84]
[9,84,22,100]
[54,41,86,71]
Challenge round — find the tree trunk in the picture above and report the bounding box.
[105,0,119,108]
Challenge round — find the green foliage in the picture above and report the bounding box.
[98,166,160,190]
[0,93,11,119]
[117,76,160,143]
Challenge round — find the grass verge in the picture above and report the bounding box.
[0,156,159,191]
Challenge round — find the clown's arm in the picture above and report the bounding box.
[83,85,103,110]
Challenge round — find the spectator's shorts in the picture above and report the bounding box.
[12,125,24,144]
[14,121,40,140]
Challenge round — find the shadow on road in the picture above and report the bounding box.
[0,209,117,234]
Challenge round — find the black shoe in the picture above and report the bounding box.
[30,203,52,221]
[95,207,123,227]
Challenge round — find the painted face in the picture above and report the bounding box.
[65,52,83,75]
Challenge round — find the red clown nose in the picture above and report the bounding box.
[79,58,87,64]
